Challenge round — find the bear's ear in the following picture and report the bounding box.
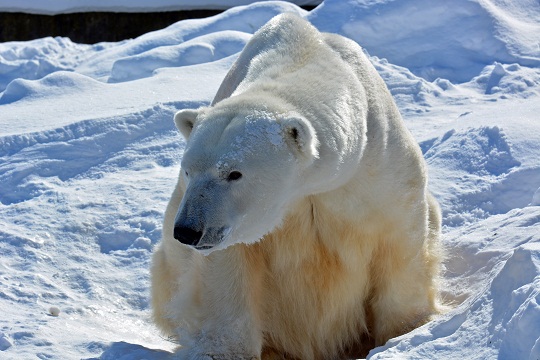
[174,108,200,139]
[281,116,319,162]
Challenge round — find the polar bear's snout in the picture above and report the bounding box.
[172,174,236,250]
[173,192,206,247]
[173,222,229,250]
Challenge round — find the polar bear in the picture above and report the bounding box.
[151,13,442,360]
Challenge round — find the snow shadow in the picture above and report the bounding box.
[87,341,174,360]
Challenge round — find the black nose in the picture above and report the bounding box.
[174,225,203,246]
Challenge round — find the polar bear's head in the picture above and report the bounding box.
[172,103,319,253]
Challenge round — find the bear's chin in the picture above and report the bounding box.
[194,241,229,256]
[193,230,268,256]
[189,228,233,255]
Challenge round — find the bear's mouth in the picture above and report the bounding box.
[173,222,230,251]
[192,227,230,251]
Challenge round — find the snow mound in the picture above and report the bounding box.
[0,333,12,351]
[109,30,251,83]
[0,37,94,92]
[423,126,520,177]
[424,125,540,227]
[0,71,101,104]
[370,56,442,112]
[465,62,540,97]
[309,0,540,83]
[78,1,307,81]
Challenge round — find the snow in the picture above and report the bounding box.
[1,0,539,359]
[308,0,540,82]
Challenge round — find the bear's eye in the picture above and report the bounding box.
[227,171,243,181]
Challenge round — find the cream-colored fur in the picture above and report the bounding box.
[151,13,442,360]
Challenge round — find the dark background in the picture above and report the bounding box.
[0,11,221,43]
[0,7,316,44]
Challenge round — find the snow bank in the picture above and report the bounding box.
[1,0,540,359]
[76,1,306,81]
[109,30,251,83]
[0,37,94,93]
[309,0,540,82]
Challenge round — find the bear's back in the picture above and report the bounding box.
[213,13,341,105]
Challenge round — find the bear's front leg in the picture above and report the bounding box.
[178,316,262,360]
[180,338,260,360]
[177,245,263,360]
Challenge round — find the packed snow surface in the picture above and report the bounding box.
[1,1,539,359]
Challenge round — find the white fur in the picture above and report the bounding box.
[151,13,442,360]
